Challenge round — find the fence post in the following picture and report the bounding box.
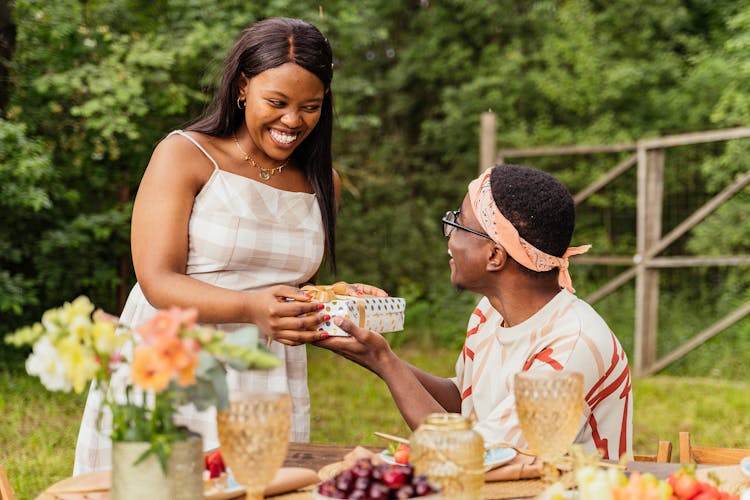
[634,146,664,375]
[480,111,497,174]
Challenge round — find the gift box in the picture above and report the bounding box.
[302,284,406,337]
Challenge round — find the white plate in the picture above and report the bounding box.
[204,468,244,500]
[378,449,406,466]
[483,446,518,470]
[380,446,517,471]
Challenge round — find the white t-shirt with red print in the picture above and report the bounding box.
[452,290,633,460]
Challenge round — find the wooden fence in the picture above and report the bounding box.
[479,112,750,376]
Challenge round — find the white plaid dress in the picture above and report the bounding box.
[74,130,325,474]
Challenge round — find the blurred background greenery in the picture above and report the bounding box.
[2,0,750,377]
[2,0,750,497]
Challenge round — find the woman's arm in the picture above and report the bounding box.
[130,134,328,345]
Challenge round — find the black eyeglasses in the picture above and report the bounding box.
[441,209,494,241]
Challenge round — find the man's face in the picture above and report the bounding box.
[446,194,493,291]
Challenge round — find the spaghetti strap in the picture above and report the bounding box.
[168,130,220,171]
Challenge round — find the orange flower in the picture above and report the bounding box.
[131,344,172,393]
[153,337,196,372]
[181,337,202,356]
[136,306,199,345]
[177,307,198,331]
[136,310,179,344]
[176,355,199,387]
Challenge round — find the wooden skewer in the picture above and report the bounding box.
[376,433,538,458]
[374,431,410,445]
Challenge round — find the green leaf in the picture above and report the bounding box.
[223,326,259,348]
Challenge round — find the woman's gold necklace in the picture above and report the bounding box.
[232,134,287,181]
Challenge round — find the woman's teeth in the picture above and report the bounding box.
[270,129,297,145]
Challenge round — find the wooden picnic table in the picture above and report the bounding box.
[38,442,685,499]
[284,441,682,477]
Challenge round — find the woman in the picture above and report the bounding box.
[75,17,381,474]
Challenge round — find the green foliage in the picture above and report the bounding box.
[3,0,750,380]
[0,120,54,318]
[35,207,132,306]
[0,369,87,499]
[1,0,248,341]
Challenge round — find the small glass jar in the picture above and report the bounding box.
[409,413,485,500]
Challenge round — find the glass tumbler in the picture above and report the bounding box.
[409,413,484,500]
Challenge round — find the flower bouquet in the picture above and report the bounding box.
[4,296,280,479]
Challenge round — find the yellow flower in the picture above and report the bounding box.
[91,314,122,355]
[63,296,95,325]
[57,336,99,393]
[69,315,93,345]
[41,308,63,335]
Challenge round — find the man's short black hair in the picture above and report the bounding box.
[489,163,575,259]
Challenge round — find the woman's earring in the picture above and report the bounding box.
[236,97,246,110]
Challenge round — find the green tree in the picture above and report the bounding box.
[0,120,53,322]
[3,0,749,364]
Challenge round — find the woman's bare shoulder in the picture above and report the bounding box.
[135,132,217,195]
[152,130,208,159]
[148,131,216,175]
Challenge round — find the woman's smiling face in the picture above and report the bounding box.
[239,62,325,162]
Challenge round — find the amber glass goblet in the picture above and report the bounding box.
[216,392,292,500]
[513,371,584,482]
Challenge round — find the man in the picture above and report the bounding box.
[321,164,633,460]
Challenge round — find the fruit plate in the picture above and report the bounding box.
[379,446,517,472]
[696,464,750,497]
[312,484,441,500]
[204,468,244,500]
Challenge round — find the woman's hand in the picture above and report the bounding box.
[246,285,331,346]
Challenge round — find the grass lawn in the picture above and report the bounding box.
[2,346,749,499]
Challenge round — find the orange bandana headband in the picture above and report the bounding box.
[468,167,591,293]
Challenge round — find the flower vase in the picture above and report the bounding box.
[111,434,203,500]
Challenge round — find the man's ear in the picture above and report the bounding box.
[486,244,507,272]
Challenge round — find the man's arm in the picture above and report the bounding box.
[317,316,461,429]
[407,364,462,414]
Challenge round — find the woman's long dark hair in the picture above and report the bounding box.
[189,17,336,270]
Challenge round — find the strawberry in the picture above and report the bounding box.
[672,474,701,499]
[393,444,410,465]
[204,449,226,478]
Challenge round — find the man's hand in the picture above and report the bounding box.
[316,316,393,374]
